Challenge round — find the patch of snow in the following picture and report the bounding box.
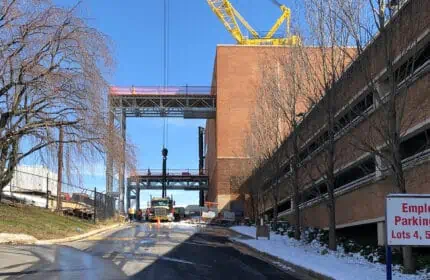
[172,221,201,229]
[0,233,37,244]
[273,261,296,272]
[144,221,202,233]
[231,226,429,280]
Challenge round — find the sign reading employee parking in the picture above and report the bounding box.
[386,194,430,246]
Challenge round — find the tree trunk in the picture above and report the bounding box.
[292,129,301,240]
[272,204,278,226]
[388,91,416,272]
[294,195,301,240]
[56,127,64,212]
[293,172,301,240]
[327,195,337,250]
[327,90,337,251]
[402,246,416,274]
[272,181,279,226]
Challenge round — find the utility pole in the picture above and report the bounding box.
[56,126,64,212]
[46,173,49,209]
[93,187,97,224]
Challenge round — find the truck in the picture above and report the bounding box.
[173,206,185,221]
[147,196,174,222]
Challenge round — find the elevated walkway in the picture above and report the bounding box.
[127,169,208,191]
[109,86,216,119]
[126,169,209,210]
[107,85,215,212]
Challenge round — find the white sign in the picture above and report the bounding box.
[386,194,430,246]
[202,211,216,219]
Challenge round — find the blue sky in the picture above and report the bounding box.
[52,0,305,207]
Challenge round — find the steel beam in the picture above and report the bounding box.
[128,173,209,191]
[107,86,214,207]
[119,110,126,215]
[136,187,140,210]
[199,190,204,206]
[110,93,216,119]
[106,105,114,194]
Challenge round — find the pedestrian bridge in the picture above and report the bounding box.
[106,86,215,212]
[109,86,216,119]
[127,169,208,191]
[126,169,209,210]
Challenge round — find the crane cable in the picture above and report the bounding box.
[162,0,170,149]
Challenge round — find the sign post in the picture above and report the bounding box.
[386,194,430,279]
[385,245,392,280]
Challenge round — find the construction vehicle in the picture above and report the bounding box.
[206,0,300,46]
[147,195,174,222]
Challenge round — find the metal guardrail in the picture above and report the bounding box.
[2,169,116,221]
[133,169,207,176]
[109,86,213,96]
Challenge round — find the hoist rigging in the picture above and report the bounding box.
[206,0,300,46]
[162,0,170,150]
[161,0,170,198]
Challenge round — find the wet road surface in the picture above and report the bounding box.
[0,222,301,280]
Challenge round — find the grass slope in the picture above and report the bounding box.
[0,202,101,240]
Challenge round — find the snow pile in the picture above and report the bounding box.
[231,226,429,280]
[0,233,37,244]
[153,221,204,232]
[174,221,200,228]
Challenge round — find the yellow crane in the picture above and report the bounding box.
[206,0,300,46]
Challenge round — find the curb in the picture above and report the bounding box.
[35,223,126,245]
[229,229,334,280]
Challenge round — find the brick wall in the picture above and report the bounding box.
[205,45,327,211]
[206,46,287,210]
[284,160,430,229]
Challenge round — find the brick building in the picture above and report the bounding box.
[235,0,430,243]
[205,0,429,243]
[205,45,319,211]
[205,45,267,211]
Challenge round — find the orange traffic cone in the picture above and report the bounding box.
[157,217,160,226]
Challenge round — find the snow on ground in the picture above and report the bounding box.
[148,220,205,233]
[173,220,201,228]
[231,226,429,280]
[0,233,37,244]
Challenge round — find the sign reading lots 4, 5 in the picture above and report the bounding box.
[391,230,430,240]
[386,194,430,246]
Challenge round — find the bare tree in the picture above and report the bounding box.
[0,0,135,197]
[250,63,294,226]
[334,0,430,272]
[301,0,357,251]
[258,46,315,239]
[239,134,261,223]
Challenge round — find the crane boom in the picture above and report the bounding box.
[206,0,244,44]
[265,5,290,39]
[207,0,300,45]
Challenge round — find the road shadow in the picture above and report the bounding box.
[126,225,296,280]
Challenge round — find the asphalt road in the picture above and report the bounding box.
[0,222,301,280]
